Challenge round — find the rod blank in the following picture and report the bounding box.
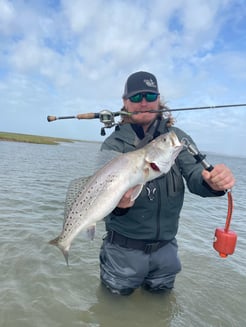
[168,103,246,112]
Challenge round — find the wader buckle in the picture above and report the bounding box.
[144,242,161,254]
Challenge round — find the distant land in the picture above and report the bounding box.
[0,131,97,145]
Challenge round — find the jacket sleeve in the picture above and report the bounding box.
[174,128,225,197]
[101,137,125,152]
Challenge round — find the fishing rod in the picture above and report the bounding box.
[47,110,131,135]
[47,103,246,135]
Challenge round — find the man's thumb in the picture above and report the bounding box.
[202,169,211,181]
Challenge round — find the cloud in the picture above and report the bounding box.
[0,0,245,157]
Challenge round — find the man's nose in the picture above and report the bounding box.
[140,97,148,105]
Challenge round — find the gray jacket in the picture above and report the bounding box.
[101,119,224,241]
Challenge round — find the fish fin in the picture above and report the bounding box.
[49,237,69,266]
[130,184,144,201]
[86,224,96,240]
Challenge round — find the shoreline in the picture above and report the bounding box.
[0,131,82,145]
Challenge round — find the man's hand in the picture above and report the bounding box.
[117,187,136,208]
[202,164,235,191]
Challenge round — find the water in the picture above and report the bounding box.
[0,141,245,327]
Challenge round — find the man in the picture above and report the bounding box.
[99,71,235,295]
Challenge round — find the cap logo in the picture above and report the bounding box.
[143,78,157,88]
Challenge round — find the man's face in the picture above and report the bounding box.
[123,94,160,127]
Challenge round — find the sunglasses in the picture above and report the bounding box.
[128,92,159,103]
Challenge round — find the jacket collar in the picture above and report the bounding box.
[114,117,170,147]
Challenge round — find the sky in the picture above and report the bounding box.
[0,0,246,157]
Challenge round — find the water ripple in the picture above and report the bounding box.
[1,141,245,327]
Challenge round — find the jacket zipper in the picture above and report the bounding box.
[155,180,161,240]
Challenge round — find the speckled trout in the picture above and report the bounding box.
[49,131,183,265]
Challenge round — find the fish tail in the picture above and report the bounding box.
[49,237,69,266]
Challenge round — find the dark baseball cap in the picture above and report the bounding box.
[122,71,159,99]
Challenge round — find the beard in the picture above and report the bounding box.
[129,111,158,127]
